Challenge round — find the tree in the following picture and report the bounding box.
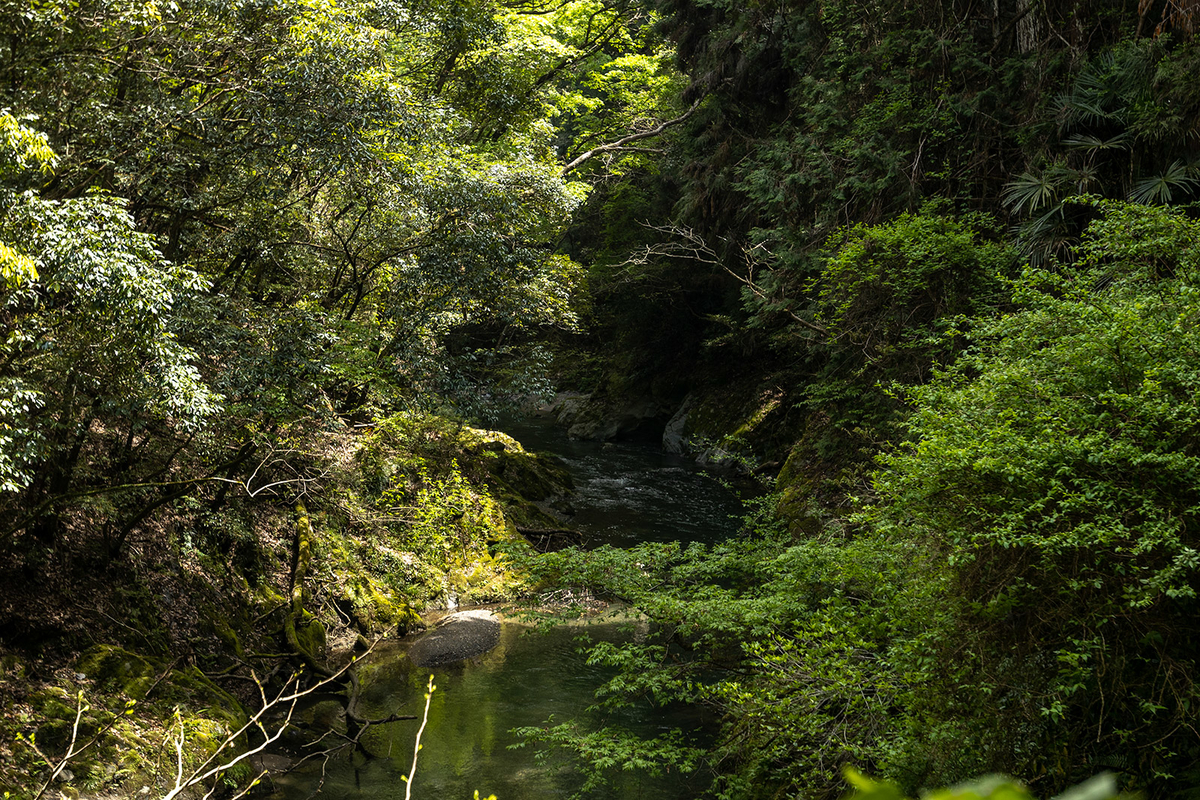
[0,0,660,548]
[1,116,217,546]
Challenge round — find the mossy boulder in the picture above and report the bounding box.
[565,394,673,442]
[775,445,828,537]
[77,646,245,724]
[337,573,425,636]
[772,409,871,538]
[462,428,572,497]
[77,646,162,701]
[395,603,425,635]
[205,613,247,660]
[461,428,573,530]
[27,686,101,752]
[455,553,522,603]
[663,381,801,475]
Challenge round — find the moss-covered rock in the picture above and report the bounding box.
[206,613,247,660]
[77,646,162,702]
[3,410,567,797]
[775,445,828,537]
[77,645,245,724]
[565,393,673,442]
[772,409,870,538]
[333,571,425,636]
[662,382,799,475]
[468,429,573,501]
[459,428,574,531]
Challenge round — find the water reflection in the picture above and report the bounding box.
[274,618,701,800]
[273,416,737,799]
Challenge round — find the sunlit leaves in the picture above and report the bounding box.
[0,112,55,288]
[871,202,1200,782]
[0,187,219,491]
[0,242,37,289]
[814,210,1012,362]
[0,112,56,179]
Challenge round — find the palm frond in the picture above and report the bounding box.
[1015,205,1074,267]
[1002,169,1066,215]
[1063,165,1101,194]
[1062,132,1131,152]
[1129,160,1199,204]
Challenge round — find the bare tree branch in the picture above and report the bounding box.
[161,640,408,800]
[625,224,828,335]
[561,98,704,175]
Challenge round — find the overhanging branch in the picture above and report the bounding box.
[625,224,828,336]
[561,98,703,176]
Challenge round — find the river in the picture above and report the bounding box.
[272,416,743,799]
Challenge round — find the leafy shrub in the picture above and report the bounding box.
[871,202,1200,792]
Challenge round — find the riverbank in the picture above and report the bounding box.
[0,411,575,799]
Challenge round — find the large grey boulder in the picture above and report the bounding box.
[566,396,671,441]
[407,610,501,667]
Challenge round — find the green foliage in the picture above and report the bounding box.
[509,721,703,797]
[844,770,1120,800]
[0,181,218,495]
[814,210,1013,368]
[870,202,1200,791]
[0,112,52,289]
[1129,160,1200,204]
[0,112,55,180]
[1003,39,1200,259]
[517,202,1200,798]
[0,0,660,549]
[407,460,504,561]
[9,0,1200,797]
[779,210,1016,472]
[512,495,933,800]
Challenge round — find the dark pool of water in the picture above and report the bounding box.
[271,416,741,799]
[499,415,744,548]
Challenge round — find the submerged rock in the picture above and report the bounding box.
[407,610,501,667]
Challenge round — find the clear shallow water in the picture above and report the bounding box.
[274,620,707,800]
[273,416,741,800]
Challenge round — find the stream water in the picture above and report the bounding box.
[273,417,743,800]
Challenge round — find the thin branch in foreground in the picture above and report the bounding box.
[28,662,178,800]
[159,643,377,800]
[401,675,436,800]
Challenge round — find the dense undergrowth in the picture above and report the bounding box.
[514,202,1200,800]
[518,2,1200,795]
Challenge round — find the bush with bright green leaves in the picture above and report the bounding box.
[844,770,1121,800]
[783,209,1018,474]
[871,201,1200,792]
[515,203,1200,799]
